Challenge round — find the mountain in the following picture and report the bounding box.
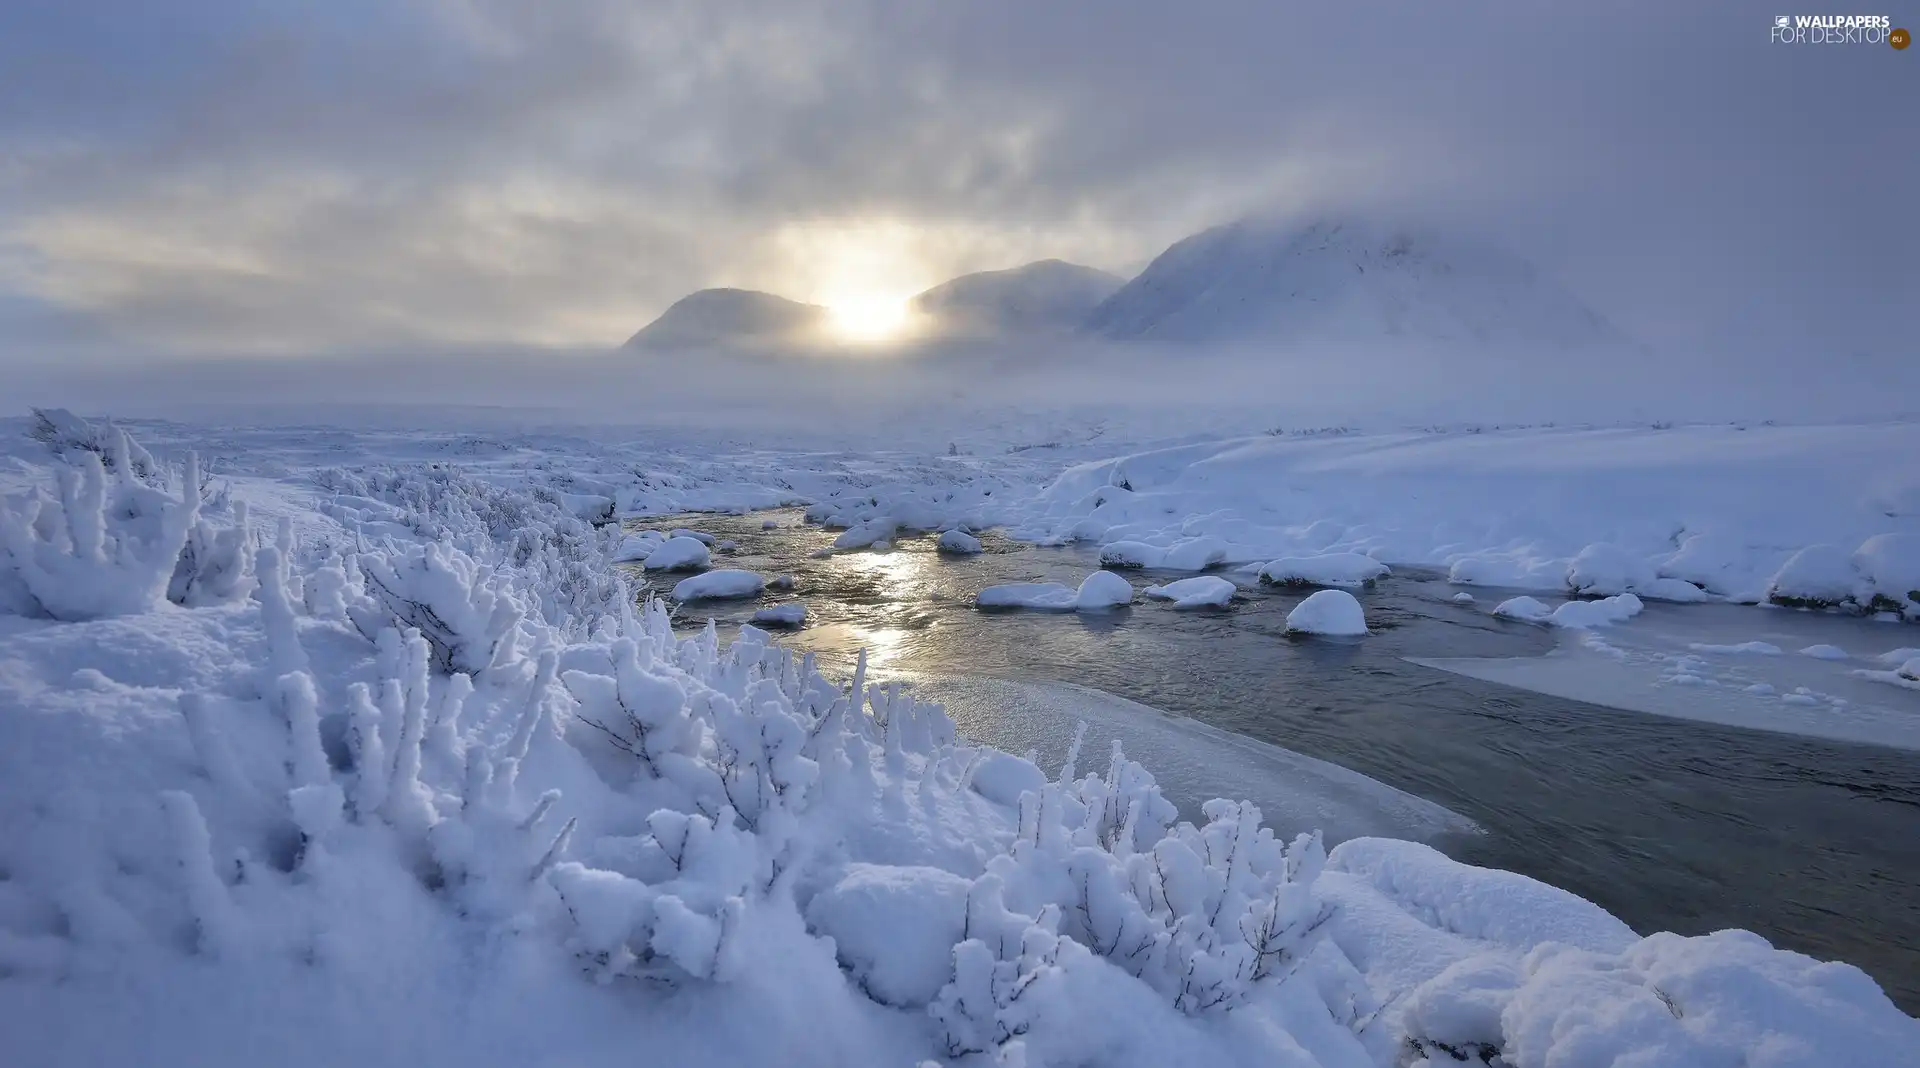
[625,289,827,349]
[1085,217,1629,349]
[911,260,1123,337]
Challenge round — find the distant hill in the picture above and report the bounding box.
[624,289,827,349]
[910,259,1123,337]
[1085,217,1630,349]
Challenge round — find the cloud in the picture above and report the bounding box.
[0,0,1912,359]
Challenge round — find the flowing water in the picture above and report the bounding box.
[629,509,1920,1011]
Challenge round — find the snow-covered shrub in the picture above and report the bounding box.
[970,738,1332,1020]
[314,464,623,635]
[28,407,164,485]
[352,542,526,677]
[0,449,200,620]
[167,500,256,607]
[930,879,1066,1058]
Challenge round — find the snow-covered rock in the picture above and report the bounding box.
[1142,575,1237,610]
[671,568,764,601]
[1074,570,1135,611]
[1493,596,1556,623]
[1259,552,1389,589]
[976,571,1134,612]
[1853,532,1920,612]
[1284,589,1367,636]
[613,531,667,562]
[751,603,807,626]
[1160,536,1229,572]
[1495,593,1644,629]
[834,516,900,550]
[977,582,1078,610]
[1099,540,1164,569]
[1800,644,1849,660]
[936,529,983,554]
[642,535,711,571]
[1566,543,1654,597]
[1767,544,1860,608]
[669,528,717,545]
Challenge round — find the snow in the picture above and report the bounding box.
[642,535,711,571]
[750,603,807,626]
[936,528,982,554]
[1285,589,1368,636]
[1,411,1916,1068]
[670,568,765,601]
[1800,644,1849,660]
[977,570,1134,612]
[670,529,718,545]
[1142,575,1237,609]
[1260,553,1390,589]
[1084,216,1630,351]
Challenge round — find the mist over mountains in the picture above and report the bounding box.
[624,215,1637,355]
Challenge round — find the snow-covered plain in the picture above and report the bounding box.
[1,408,1916,1066]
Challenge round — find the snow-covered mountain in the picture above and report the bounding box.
[910,259,1123,337]
[1085,217,1630,349]
[625,288,827,349]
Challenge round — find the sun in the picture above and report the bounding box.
[825,294,912,343]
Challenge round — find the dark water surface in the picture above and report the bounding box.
[632,509,1920,1011]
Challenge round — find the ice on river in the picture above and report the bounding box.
[1411,598,1920,750]
[908,675,1476,844]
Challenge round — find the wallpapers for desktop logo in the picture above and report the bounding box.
[1770,14,1909,46]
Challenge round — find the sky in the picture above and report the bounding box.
[0,0,1913,367]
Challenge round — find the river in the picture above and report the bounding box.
[627,508,1920,1011]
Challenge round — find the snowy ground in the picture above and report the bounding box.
[2,408,1916,1066]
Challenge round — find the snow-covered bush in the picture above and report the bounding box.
[168,500,257,607]
[0,448,200,620]
[352,541,527,677]
[962,735,1333,1032]
[28,407,164,485]
[315,464,623,635]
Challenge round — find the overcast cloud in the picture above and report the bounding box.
[0,0,1912,364]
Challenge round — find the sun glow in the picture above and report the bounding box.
[824,294,913,343]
